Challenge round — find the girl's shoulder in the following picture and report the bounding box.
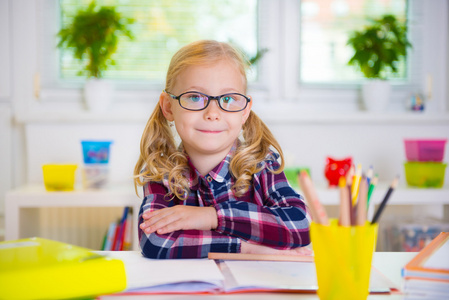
[143,179,169,195]
[257,150,281,172]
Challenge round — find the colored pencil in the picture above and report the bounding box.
[356,177,368,225]
[371,176,399,224]
[367,174,378,203]
[351,163,362,205]
[208,252,314,262]
[366,166,373,186]
[298,171,329,225]
[346,166,355,225]
[338,176,350,226]
[367,175,378,221]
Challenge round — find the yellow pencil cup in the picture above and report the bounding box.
[311,219,378,300]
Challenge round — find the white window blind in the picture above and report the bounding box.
[58,0,258,82]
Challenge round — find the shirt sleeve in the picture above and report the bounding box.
[214,158,310,249]
[138,182,241,259]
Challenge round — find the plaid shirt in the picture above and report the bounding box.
[138,150,310,259]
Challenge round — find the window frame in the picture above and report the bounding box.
[10,0,449,119]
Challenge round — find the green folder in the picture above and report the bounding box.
[0,237,126,299]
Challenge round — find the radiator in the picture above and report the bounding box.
[39,207,126,250]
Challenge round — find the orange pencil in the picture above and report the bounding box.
[338,176,350,226]
[356,177,368,225]
[298,171,329,225]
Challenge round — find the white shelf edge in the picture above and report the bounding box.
[8,184,449,206]
[13,110,449,125]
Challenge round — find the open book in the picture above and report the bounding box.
[100,251,398,296]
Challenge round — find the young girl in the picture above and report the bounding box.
[134,40,310,259]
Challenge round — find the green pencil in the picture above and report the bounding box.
[367,174,378,205]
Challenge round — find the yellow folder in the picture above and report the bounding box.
[0,237,126,299]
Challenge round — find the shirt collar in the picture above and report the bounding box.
[188,141,238,186]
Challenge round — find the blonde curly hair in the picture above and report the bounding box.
[134,40,284,199]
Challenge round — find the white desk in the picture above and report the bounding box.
[99,252,417,299]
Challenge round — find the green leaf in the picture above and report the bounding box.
[346,14,412,79]
[57,1,135,78]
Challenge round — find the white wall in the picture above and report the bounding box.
[2,0,449,219]
[23,117,449,189]
[0,0,12,216]
[25,122,144,186]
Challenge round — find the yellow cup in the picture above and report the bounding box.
[311,219,378,300]
[42,164,78,191]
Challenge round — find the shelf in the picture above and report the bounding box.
[5,184,142,251]
[5,184,449,251]
[9,183,449,207]
[14,109,449,125]
[292,183,449,206]
[6,184,141,206]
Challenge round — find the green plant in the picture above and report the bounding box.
[347,14,411,80]
[248,48,268,65]
[57,2,134,78]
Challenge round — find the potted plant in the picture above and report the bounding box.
[57,2,134,111]
[347,14,411,111]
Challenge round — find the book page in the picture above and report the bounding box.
[106,251,224,292]
[423,237,449,270]
[222,260,395,293]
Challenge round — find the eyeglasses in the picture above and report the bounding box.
[164,90,250,112]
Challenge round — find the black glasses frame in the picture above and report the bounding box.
[164,90,250,112]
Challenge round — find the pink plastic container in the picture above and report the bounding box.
[404,139,447,162]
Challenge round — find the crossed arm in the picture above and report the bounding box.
[138,177,311,258]
[140,204,311,256]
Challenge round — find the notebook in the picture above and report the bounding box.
[0,237,126,299]
[402,232,449,298]
[403,232,449,281]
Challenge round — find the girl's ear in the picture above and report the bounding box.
[159,92,175,122]
[241,95,253,124]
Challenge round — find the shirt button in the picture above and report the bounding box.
[206,176,213,183]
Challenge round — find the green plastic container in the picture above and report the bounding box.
[284,167,311,188]
[404,162,447,188]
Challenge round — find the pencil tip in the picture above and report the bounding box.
[391,176,400,188]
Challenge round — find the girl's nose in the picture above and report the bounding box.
[204,100,221,121]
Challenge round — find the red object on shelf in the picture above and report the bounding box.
[324,157,352,187]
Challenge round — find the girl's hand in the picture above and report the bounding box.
[140,206,218,235]
[240,241,313,256]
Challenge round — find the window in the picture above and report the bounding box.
[29,0,445,112]
[300,0,409,83]
[58,0,258,82]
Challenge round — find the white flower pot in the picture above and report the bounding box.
[362,80,391,112]
[84,78,113,111]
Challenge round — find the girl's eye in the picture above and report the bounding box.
[185,94,202,102]
[187,94,203,102]
[221,96,235,104]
